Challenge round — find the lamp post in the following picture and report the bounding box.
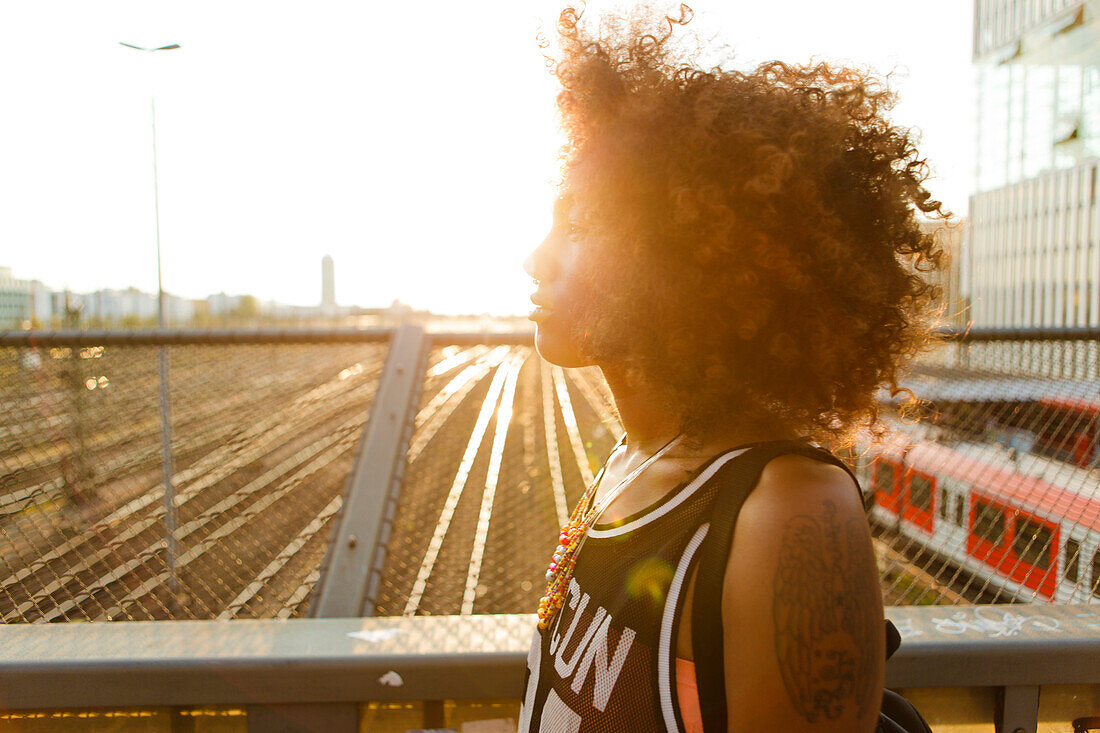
[121,41,182,611]
[120,42,180,332]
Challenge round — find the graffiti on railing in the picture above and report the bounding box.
[928,607,1063,637]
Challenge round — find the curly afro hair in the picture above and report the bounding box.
[551,3,950,447]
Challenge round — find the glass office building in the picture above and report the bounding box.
[974,0,1099,190]
[967,0,1099,377]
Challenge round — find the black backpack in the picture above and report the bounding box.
[690,440,933,733]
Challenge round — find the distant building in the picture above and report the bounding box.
[82,288,158,322]
[920,219,968,328]
[261,300,321,320]
[3,268,323,329]
[321,255,336,316]
[967,0,1099,377]
[0,267,30,328]
[388,299,414,319]
[164,295,195,323]
[68,287,195,325]
[28,280,52,324]
[207,292,243,318]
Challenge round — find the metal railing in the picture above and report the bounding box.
[0,606,1098,731]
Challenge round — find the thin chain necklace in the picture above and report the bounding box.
[537,432,683,630]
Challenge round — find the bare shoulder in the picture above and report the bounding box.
[752,453,863,513]
[720,453,884,732]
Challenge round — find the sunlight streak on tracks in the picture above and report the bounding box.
[552,366,595,486]
[95,374,378,528]
[216,494,343,620]
[407,347,510,463]
[0,414,363,613]
[428,345,488,377]
[461,354,524,614]
[403,355,518,616]
[541,364,569,528]
[36,430,358,623]
[277,568,319,619]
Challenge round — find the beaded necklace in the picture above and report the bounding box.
[537,432,683,630]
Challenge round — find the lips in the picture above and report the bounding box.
[529,292,554,323]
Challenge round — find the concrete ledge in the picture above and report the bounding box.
[1,606,1098,709]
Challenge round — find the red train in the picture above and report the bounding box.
[858,438,1100,603]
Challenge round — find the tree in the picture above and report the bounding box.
[231,295,259,320]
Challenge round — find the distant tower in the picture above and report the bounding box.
[321,255,336,315]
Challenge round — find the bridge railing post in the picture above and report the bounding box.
[311,323,428,619]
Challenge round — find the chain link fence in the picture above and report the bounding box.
[860,335,1100,606]
[2,329,1098,624]
[0,332,388,622]
[372,331,1100,616]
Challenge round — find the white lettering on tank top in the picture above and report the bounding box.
[569,612,636,711]
[540,689,582,733]
[549,578,589,657]
[531,576,637,722]
[518,627,541,731]
[555,605,607,679]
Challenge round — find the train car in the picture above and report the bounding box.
[861,438,1100,604]
[1035,396,1100,469]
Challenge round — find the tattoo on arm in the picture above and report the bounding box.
[772,501,880,723]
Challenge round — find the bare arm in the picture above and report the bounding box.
[721,455,884,732]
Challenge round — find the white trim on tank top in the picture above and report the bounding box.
[658,523,710,732]
[587,447,751,538]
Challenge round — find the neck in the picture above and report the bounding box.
[599,366,683,456]
[599,365,800,458]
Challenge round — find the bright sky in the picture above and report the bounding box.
[0,1,973,315]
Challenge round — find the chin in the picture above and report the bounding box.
[534,324,592,368]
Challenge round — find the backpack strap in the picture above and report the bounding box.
[690,440,858,732]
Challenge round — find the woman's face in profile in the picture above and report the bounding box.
[524,194,596,368]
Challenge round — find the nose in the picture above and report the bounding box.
[524,230,558,281]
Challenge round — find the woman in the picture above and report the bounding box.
[519,5,947,732]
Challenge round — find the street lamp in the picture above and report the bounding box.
[121,41,182,611]
[119,42,180,332]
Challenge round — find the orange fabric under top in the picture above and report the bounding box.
[676,657,704,733]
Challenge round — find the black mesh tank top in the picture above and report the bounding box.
[518,444,759,733]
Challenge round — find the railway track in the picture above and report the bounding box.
[0,350,384,581]
[0,343,392,621]
[0,342,561,623]
[0,344,379,539]
[872,521,1001,606]
[375,353,620,617]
